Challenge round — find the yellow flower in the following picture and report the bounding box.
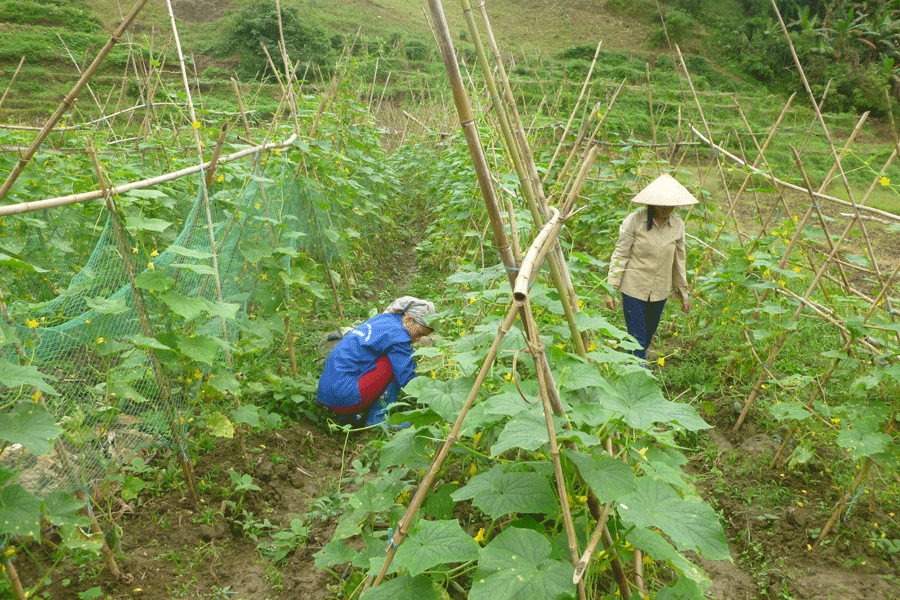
[587,343,597,351]
[147,262,155,271]
[469,463,477,476]
[31,391,41,403]
[657,357,665,367]
[26,319,38,328]
[831,418,841,425]
[96,337,104,344]
[456,319,464,326]
[637,447,649,459]
[216,174,224,183]
[474,528,486,544]
[793,267,801,273]
[150,249,159,257]
[468,296,476,304]
[555,343,565,349]
[880,176,890,186]
[472,431,483,448]
[261,273,268,280]
[192,121,201,129]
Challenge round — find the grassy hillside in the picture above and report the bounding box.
[0,0,675,121]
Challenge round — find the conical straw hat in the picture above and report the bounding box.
[630,173,699,206]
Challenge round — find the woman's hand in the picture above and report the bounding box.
[605,294,616,311]
[681,297,692,313]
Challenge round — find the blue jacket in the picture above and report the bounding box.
[316,313,418,409]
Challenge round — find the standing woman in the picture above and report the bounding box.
[604,173,698,361]
[317,296,435,427]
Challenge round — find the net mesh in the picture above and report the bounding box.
[1,167,333,494]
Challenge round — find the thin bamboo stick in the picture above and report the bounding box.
[75,490,131,581]
[0,134,296,217]
[813,458,872,547]
[732,145,891,432]
[541,41,602,184]
[56,33,115,137]
[0,56,26,113]
[363,304,520,593]
[0,0,149,202]
[2,555,28,600]
[520,299,587,600]
[86,140,198,504]
[690,127,900,224]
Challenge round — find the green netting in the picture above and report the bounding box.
[0,167,328,494]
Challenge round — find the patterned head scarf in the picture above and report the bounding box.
[384,296,436,329]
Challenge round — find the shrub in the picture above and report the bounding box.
[212,0,336,79]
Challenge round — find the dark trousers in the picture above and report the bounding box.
[622,293,667,361]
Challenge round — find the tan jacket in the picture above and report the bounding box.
[608,208,688,302]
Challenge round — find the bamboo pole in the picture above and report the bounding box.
[0,0,149,202]
[86,139,199,504]
[813,458,873,548]
[689,127,900,225]
[0,134,296,217]
[2,555,27,600]
[363,304,520,593]
[732,145,891,432]
[75,489,131,581]
[520,297,587,600]
[0,56,26,113]
[541,41,602,184]
[462,0,586,356]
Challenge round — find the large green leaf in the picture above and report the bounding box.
[133,270,175,291]
[379,427,433,472]
[555,357,607,392]
[564,449,636,503]
[451,465,558,520]
[176,334,222,365]
[836,428,891,460]
[158,290,207,320]
[349,469,407,514]
[394,520,480,576]
[83,296,129,315]
[168,245,214,260]
[313,539,357,568]
[470,528,575,600]
[0,360,59,396]
[0,402,62,455]
[600,372,709,432]
[626,525,711,589]
[618,478,729,560]
[124,215,172,232]
[489,412,548,455]
[403,377,474,421]
[362,573,447,600]
[0,484,43,540]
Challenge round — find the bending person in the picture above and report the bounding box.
[604,173,697,361]
[316,296,435,427]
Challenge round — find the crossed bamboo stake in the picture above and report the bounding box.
[362,1,641,596]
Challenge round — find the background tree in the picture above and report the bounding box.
[214,0,337,80]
